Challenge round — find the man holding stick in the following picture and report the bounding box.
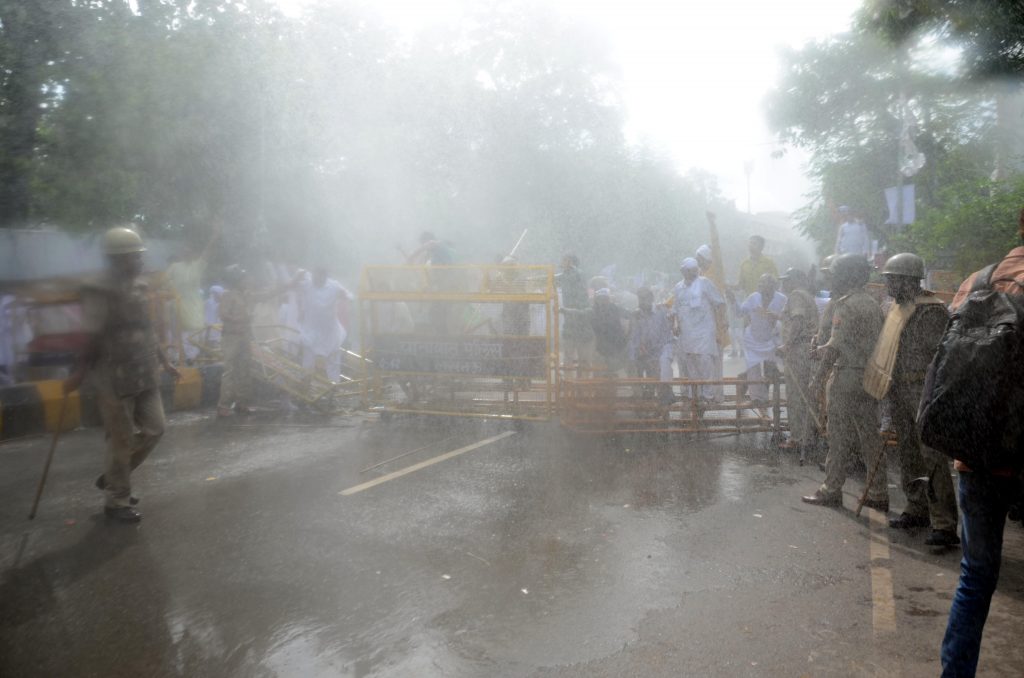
[801,254,888,511]
[63,227,180,523]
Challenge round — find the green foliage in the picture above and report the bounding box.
[863,0,1024,79]
[1,0,741,280]
[766,5,1006,257]
[893,176,1024,275]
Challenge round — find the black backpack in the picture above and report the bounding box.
[917,263,1024,470]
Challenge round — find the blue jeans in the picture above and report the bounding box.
[940,471,1017,677]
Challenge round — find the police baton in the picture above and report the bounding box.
[855,444,888,518]
[28,393,69,520]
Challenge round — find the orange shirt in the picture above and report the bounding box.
[950,246,1024,311]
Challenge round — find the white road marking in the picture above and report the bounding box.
[339,431,517,496]
[867,507,897,634]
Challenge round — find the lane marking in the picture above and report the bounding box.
[867,507,897,634]
[339,431,517,496]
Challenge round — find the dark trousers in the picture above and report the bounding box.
[940,471,1018,677]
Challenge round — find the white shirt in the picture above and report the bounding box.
[672,277,724,357]
[740,290,786,367]
[836,220,871,257]
[298,276,351,357]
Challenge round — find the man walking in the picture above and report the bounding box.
[298,266,352,380]
[801,254,888,511]
[63,227,180,523]
[864,253,959,545]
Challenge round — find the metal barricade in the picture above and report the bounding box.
[560,371,789,436]
[359,264,559,421]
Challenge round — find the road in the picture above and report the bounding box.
[1,403,1023,677]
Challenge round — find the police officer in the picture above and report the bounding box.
[778,268,819,452]
[802,254,888,510]
[63,227,180,523]
[865,253,959,546]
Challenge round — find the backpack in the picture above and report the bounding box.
[917,263,1024,470]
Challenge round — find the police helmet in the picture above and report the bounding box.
[103,226,146,256]
[881,252,925,279]
[830,253,872,290]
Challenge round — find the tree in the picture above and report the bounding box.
[865,0,1024,79]
[766,23,998,254]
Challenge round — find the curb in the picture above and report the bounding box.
[0,365,223,440]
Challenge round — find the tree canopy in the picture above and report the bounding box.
[766,0,1023,273]
[0,0,757,278]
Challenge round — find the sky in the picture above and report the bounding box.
[276,0,862,215]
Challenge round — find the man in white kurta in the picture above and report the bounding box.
[298,267,352,379]
[834,206,872,258]
[672,258,726,401]
[740,274,787,402]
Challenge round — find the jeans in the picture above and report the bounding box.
[940,471,1018,677]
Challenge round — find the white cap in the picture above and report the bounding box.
[680,257,699,271]
[696,244,712,262]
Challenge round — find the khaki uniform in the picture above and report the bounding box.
[217,289,253,409]
[82,278,165,509]
[781,288,819,443]
[868,297,958,529]
[819,289,888,502]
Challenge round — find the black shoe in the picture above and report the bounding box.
[925,529,961,547]
[95,475,139,506]
[861,497,890,513]
[889,512,930,530]
[104,506,142,523]
[802,490,842,507]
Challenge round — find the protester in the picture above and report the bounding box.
[696,242,730,401]
[738,235,778,296]
[62,227,180,523]
[556,253,595,377]
[162,224,219,362]
[627,286,674,406]
[297,266,352,380]
[672,257,726,402]
[739,274,786,404]
[939,215,1024,678]
[834,205,871,258]
[561,288,629,375]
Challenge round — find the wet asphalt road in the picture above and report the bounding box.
[2,406,1024,677]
